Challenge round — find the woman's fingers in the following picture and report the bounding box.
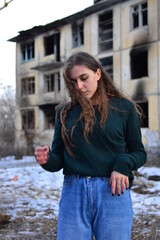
[110,177,116,196]
[116,180,121,196]
[35,145,49,165]
[125,177,129,190]
[121,179,125,194]
[110,171,129,196]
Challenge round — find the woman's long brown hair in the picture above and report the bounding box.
[59,51,141,157]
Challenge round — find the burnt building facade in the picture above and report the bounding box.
[9,0,160,149]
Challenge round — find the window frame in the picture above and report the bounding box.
[72,21,84,48]
[44,34,55,56]
[21,109,35,130]
[99,56,113,80]
[98,10,113,53]
[21,77,35,96]
[44,72,61,93]
[130,1,148,30]
[21,41,35,63]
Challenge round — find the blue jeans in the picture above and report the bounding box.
[57,176,133,240]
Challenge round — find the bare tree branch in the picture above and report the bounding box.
[0,0,14,11]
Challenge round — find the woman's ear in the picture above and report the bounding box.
[96,68,101,81]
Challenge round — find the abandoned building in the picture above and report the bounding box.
[9,0,160,150]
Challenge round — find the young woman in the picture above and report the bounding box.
[35,52,147,240]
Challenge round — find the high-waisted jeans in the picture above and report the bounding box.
[57,176,133,240]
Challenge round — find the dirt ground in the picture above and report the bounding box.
[0,213,160,240]
[0,212,160,240]
[0,152,160,240]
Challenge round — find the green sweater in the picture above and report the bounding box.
[42,97,147,188]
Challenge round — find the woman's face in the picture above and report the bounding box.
[69,65,101,99]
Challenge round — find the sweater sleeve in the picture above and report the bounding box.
[41,108,64,172]
[112,101,147,176]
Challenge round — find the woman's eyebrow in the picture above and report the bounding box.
[70,73,87,81]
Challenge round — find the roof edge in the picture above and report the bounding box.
[8,0,128,43]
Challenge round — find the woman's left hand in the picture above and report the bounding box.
[109,171,129,196]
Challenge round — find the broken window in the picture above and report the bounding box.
[40,104,57,129]
[136,101,149,128]
[99,11,113,52]
[44,33,60,60]
[130,49,148,79]
[131,2,148,29]
[21,77,35,96]
[21,109,35,130]
[99,56,113,79]
[45,112,54,129]
[72,22,84,48]
[44,106,55,129]
[44,72,60,92]
[21,41,34,62]
[44,35,55,55]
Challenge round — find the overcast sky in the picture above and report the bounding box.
[0,0,93,89]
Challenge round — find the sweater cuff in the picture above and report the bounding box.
[112,155,130,177]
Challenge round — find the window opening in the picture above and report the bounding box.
[40,104,58,129]
[21,41,34,62]
[99,11,113,52]
[21,77,35,96]
[44,72,60,92]
[132,80,148,128]
[44,33,60,61]
[44,35,55,55]
[131,2,148,29]
[21,109,35,130]
[130,49,148,79]
[72,22,84,48]
[45,74,54,92]
[44,106,55,129]
[99,56,113,79]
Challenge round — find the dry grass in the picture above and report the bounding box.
[131,214,160,240]
[0,212,159,239]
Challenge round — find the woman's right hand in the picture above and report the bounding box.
[34,145,49,165]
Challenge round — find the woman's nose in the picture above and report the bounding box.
[77,80,83,90]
